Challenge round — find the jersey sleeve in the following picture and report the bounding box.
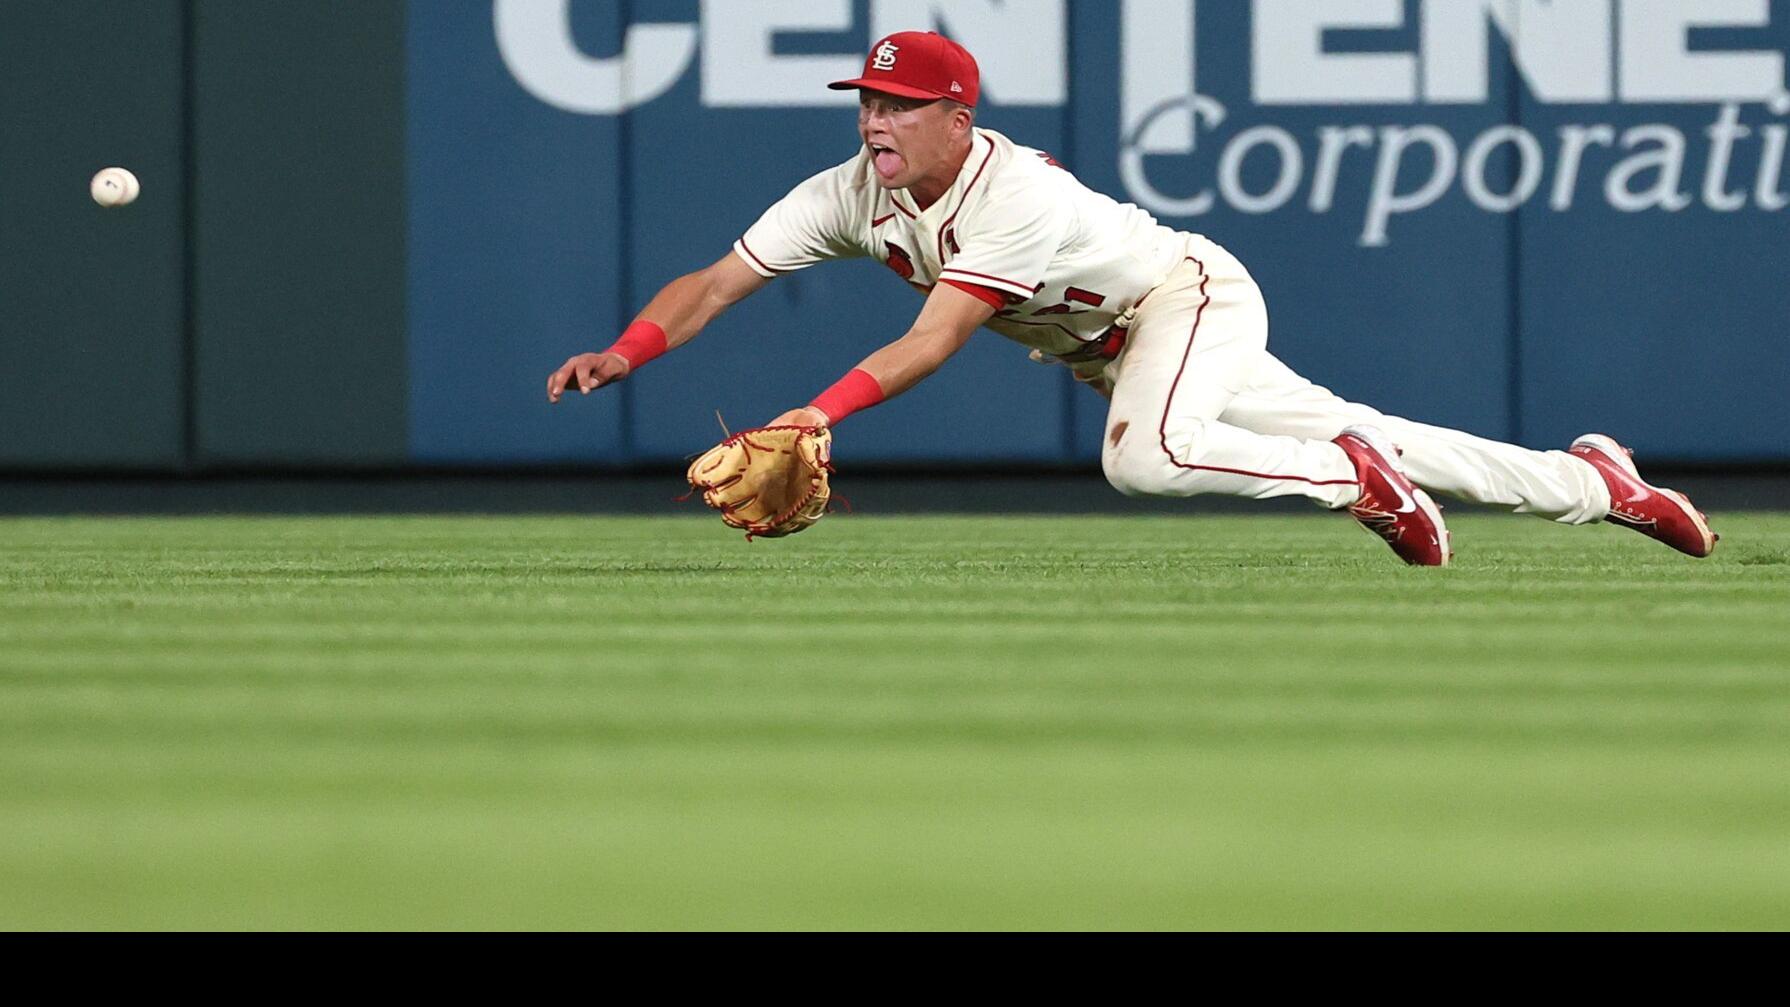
[939,278,1007,309]
[935,178,1068,303]
[733,160,867,277]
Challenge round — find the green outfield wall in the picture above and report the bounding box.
[1,0,406,471]
[1,1,187,468]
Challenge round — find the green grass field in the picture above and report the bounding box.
[3,511,1789,930]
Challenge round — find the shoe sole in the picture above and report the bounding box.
[1572,433,1716,557]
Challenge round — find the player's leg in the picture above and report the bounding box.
[1101,242,1450,565]
[1219,358,1715,555]
[1099,248,1357,507]
[1216,354,1611,524]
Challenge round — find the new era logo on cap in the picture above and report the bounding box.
[828,30,981,108]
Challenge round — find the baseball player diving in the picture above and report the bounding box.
[547,30,1717,565]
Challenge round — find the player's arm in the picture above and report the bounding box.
[547,252,769,403]
[770,283,996,428]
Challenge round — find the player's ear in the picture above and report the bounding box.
[949,101,974,135]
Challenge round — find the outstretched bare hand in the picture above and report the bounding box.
[547,352,631,403]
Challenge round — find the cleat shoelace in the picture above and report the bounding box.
[1349,504,1404,544]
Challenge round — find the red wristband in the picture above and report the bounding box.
[809,368,885,425]
[603,320,668,370]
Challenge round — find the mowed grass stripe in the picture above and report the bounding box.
[2,513,1788,929]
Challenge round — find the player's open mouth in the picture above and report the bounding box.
[869,143,903,179]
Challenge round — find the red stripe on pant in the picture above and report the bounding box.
[1154,257,1358,489]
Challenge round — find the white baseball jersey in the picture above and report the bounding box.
[733,128,1188,357]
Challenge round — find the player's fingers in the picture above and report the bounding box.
[593,356,630,386]
[547,364,572,402]
[575,360,597,393]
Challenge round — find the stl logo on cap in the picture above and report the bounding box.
[828,30,980,107]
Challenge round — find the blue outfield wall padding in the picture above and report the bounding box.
[407,0,627,463]
[407,1,1790,466]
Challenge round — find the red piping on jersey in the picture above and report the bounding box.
[937,138,997,264]
[889,195,918,219]
[1156,256,1359,489]
[940,278,1006,309]
[871,213,896,228]
[736,239,782,275]
[938,266,1031,293]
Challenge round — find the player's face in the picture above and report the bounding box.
[858,91,963,189]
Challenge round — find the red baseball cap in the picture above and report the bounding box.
[828,31,979,107]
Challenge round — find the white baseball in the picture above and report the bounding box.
[90,167,140,207]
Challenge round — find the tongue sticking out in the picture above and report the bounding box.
[874,149,903,179]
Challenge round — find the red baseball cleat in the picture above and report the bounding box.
[1333,425,1451,567]
[1569,434,1717,558]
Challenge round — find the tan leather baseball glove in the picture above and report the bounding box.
[685,425,833,538]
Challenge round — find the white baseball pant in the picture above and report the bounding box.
[1100,235,1612,523]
